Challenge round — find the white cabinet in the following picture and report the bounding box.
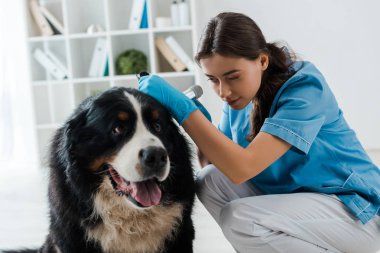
[25,0,198,164]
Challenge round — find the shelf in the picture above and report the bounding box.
[152,26,193,33]
[153,31,194,73]
[69,36,109,79]
[28,34,66,42]
[28,26,193,42]
[26,0,65,37]
[111,33,152,75]
[107,0,141,31]
[28,39,68,81]
[156,71,195,78]
[32,85,52,125]
[66,0,107,34]
[36,123,62,129]
[73,81,111,106]
[32,79,70,86]
[25,0,197,164]
[69,32,108,39]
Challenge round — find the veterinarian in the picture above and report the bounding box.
[139,12,380,253]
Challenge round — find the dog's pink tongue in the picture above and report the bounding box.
[130,180,162,207]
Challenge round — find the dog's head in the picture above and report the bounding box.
[52,87,193,209]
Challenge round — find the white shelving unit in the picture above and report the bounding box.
[24,0,198,165]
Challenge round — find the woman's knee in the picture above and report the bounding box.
[195,164,224,201]
[219,200,274,244]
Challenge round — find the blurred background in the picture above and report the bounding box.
[0,0,379,252]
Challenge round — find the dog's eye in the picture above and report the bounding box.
[154,123,161,133]
[112,125,125,136]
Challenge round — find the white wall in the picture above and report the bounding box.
[194,0,380,149]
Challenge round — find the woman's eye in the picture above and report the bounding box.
[227,75,239,81]
[112,125,125,136]
[154,122,161,132]
[207,78,218,84]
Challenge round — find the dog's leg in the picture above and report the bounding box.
[164,215,195,253]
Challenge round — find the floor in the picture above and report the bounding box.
[0,150,379,252]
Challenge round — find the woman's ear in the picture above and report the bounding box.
[259,53,269,71]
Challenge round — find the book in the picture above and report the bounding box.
[39,5,64,34]
[170,1,180,26]
[178,0,190,26]
[140,0,148,29]
[165,36,194,71]
[88,38,108,77]
[129,0,146,30]
[33,48,67,80]
[29,0,53,36]
[155,37,187,72]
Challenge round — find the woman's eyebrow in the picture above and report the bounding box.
[222,70,240,76]
[205,69,240,78]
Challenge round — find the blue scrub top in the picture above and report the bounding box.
[218,61,380,224]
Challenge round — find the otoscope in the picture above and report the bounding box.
[137,72,203,100]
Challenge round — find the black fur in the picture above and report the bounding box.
[4,87,195,253]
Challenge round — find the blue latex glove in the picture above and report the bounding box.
[138,75,211,124]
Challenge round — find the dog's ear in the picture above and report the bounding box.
[63,109,89,156]
[64,96,96,141]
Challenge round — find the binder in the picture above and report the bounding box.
[155,37,187,72]
[88,38,108,77]
[129,0,145,30]
[140,0,148,29]
[39,5,65,34]
[29,0,53,36]
[33,48,67,80]
[98,52,108,77]
[103,58,109,76]
[44,48,69,77]
[165,36,194,71]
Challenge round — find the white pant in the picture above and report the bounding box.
[196,164,380,253]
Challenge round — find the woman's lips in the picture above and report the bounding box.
[227,97,241,106]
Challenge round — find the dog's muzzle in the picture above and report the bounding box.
[138,146,168,179]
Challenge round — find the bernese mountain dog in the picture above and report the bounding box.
[3,87,195,253]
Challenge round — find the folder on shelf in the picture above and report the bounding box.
[88,38,108,77]
[140,0,148,29]
[45,48,69,77]
[165,36,194,71]
[103,58,109,77]
[33,48,67,80]
[29,0,54,36]
[155,37,187,72]
[39,5,64,34]
[129,0,146,30]
[99,54,109,77]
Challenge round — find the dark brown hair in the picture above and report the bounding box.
[195,12,296,141]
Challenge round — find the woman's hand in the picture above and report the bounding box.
[138,75,211,124]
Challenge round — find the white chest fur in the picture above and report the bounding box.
[85,181,184,253]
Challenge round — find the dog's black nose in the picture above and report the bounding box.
[139,146,167,169]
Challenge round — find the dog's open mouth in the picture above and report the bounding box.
[106,165,162,208]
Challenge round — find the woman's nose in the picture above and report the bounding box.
[219,82,231,99]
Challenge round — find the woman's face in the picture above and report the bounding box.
[200,53,269,110]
